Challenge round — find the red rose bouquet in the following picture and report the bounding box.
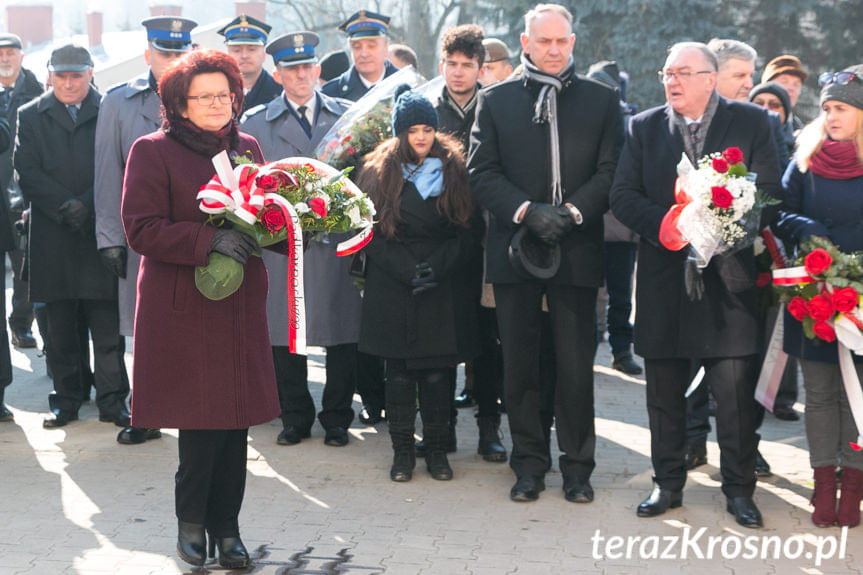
[193,153,375,353]
[659,147,778,267]
[773,236,863,344]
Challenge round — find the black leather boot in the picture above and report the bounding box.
[386,369,418,482]
[212,534,250,568]
[176,521,206,566]
[477,415,507,462]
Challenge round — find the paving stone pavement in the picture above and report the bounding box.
[0,276,861,574]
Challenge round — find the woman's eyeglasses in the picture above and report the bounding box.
[186,93,235,106]
[818,71,861,87]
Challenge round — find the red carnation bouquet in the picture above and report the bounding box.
[773,236,863,344]
[659,147,777,267]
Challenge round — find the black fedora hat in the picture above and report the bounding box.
[508,227,561,280]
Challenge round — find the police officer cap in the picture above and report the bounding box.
[267,32,319,67]
[47,44,93,72]
[218,14,271,46]
[339,10,390,38]
[141,16,197,53]
[0,33,22,50]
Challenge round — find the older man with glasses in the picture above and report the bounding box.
[611,42,781,528]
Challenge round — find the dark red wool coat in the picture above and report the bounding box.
[122,130,280,429]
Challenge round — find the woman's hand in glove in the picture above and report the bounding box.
[209,228,257,265]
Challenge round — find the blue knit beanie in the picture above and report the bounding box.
[391,83,438,136]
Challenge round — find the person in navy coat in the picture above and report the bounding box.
[611,42,780,528]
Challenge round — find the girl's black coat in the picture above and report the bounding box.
[359,180,481,369]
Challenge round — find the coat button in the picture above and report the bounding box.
[342,85,348,92]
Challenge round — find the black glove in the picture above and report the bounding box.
[555,205,577,234]
[522,202,570,245]
[684,248,705,301]
[411,261,438,295]
[209,228,257,265]
[99,246,127,279]
[57,198,89,230]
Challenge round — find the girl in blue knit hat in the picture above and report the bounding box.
[356,84,481,482]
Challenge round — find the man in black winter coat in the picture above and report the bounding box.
[468,4,622,503]
[0,33,43,350]
[610,42,781,528]
[14,45,130,430]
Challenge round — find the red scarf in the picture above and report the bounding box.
[809,139,863,180]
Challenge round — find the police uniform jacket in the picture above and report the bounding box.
[94,74,161,335]
[321,60,398,102]
[242,70,282,113]
[15,88,117,302]
[242,91,361,347]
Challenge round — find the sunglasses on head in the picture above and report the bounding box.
[819,71,861,87]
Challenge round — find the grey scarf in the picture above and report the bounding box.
[521,53,575,206]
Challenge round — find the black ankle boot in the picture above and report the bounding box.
[390,450,415,482]
[477,416,507,462]
[177,521,206,566]
[426,451,453,480]
[213,534,250,569]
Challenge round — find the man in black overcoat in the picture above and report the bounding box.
[610,42,781,528]
[14,45,129,430]
[468,4,621,503]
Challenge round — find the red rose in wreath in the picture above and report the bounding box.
[806,294,835,322]
[712,158,729,173]
[308,197,328,218]
[711,186,734,209]
[260,204,286,233]
[831,287,860,314]
[804,248,833,277]
[787,296,809,321]
[812,320,837,343]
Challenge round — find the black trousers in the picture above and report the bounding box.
[7,246,33,331]
[356,351,385,412]
[0,260,12,394]
[473,306,504,419]
[604,242,637,357]
[45,299,128,415]
[274,343,357,431]
[385,359,451,452]
[176,429,247,537]
[494,283,597,480]
[646,356,759,498]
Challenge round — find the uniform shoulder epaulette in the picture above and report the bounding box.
[240,103,267,123]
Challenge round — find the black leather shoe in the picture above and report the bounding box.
[612,353,643,376]
[563,476,594,503]
[324,426,349,446]
[177,521,206,567]
[637,484,683,517]
[510,475,545,502]
[43,410,78,428]
[685,441,708,470]
[426,451,453,481]
[390,450,415,482]
[0,405,13,423]
[359,405,384,425]
[213,535,250,569]
[755,449,772,478]
[773,403,800,421]
[454,390,476,408]
[10,327,36,349]
[726,496,763,528]
[116,426,161,444]
[277,425,310,445]
[99,409,131,428]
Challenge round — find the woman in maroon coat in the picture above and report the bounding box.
[121,50,279,569]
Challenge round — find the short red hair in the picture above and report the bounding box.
[158,49,244,129]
